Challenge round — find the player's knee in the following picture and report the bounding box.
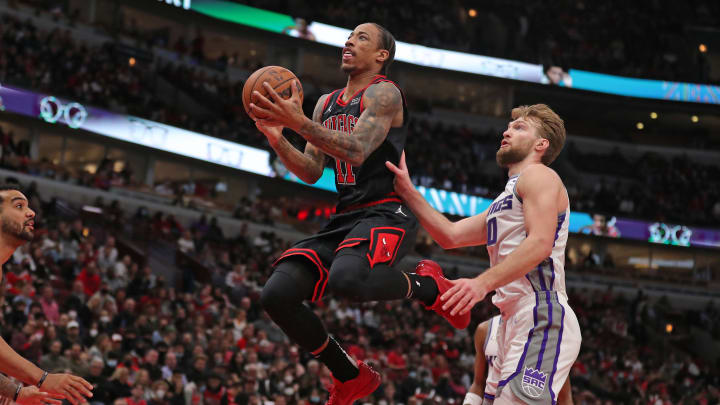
[260,267,302,316]
[327,255,368,301]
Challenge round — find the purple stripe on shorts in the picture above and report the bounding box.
[525,273,538,292]
[536,291,553,369]
[549,258,556,290]
[498,293,540,388]
[548,301,566,405]
[537,262,547,291]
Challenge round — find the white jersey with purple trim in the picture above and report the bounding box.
[486,174,570,316]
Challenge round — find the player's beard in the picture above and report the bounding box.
[496,140,534,168]
[1,217,34,242]
[341,63,355,74]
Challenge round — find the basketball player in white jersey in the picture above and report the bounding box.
[387,104,581,404]
[463,315,573,405]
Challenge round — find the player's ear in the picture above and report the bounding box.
[376,49,389,65]
[536,138,549,152]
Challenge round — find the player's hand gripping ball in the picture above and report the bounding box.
[242,66,304,123]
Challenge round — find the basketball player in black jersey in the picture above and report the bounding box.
[249,23,470,404]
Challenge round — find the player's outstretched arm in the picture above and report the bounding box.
[15,386,64,405]
[558,377,573,405]
[386,152,488,249]
[251,80,401,166]
[441,165,564,315]
[465,320,489,401]
[0,336,93,405]
[0,376,64,405]
[256,95,328,184]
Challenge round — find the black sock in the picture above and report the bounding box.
[315,337,359,382]
[407,273,439,306]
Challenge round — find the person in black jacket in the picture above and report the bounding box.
[100,367,132,402]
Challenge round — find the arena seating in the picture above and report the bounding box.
[237,0,718,83]
[2,3,720,403]
[2,175,718,404]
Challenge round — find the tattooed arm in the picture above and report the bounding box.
[255,95,327,184]
[0,375,18,399]
[251,81,402,167]
[296,82,402,166]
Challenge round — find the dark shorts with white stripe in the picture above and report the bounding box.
[272,201,419,302]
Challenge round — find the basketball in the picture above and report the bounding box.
[242,66,304,120]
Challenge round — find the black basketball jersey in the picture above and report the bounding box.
[320,75,409,212]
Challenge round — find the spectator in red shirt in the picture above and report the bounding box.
[76,260,101,296]
[386,343,408,381]
[125,383,147,405]
[203,373,226,405]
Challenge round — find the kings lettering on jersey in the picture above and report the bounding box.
[487,194,513,215]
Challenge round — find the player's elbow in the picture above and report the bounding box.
[436,239,452,250]
[301,170,323,185]
[297,165,323,184]
[531,236,554,259]
[346,154,365,167]
[436,232,459,250]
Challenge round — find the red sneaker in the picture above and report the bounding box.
[326,361,381,405]
[415,259,471,329]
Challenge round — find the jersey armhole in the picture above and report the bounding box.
[321,90,339,114]
[512,177,523,203]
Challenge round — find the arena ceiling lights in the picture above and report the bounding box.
[188,0,720,105]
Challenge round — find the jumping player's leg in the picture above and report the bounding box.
[327,254,432,302]
[260,258,359,382]
[327,216,439,305]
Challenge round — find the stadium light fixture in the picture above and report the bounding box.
[636,122,644,130]
[665,323,673,333]
[129,57,136,67]
[691,115,699,123]
[468,9,477,17]
[699,44,707,53]
[650,112,657,119]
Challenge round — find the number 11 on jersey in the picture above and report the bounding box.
[335,159,356,185]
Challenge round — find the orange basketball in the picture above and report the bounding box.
[242,66,304,120]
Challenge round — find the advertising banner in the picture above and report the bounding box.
[187,0,720,105]
[0,85,272,176]
[3,84,717,249]
[566,70,720,105]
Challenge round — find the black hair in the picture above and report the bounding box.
[0,184,21,208]
[370,23,396,75]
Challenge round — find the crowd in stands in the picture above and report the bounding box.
[0,177,717,405]
[0,11,270,150]
[565,143,720,226]
[405,122,720,227]
[3,7,720,228]
[241,0,718,84]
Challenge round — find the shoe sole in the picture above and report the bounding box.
[349,371,381,404]
[418,264,471,329]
